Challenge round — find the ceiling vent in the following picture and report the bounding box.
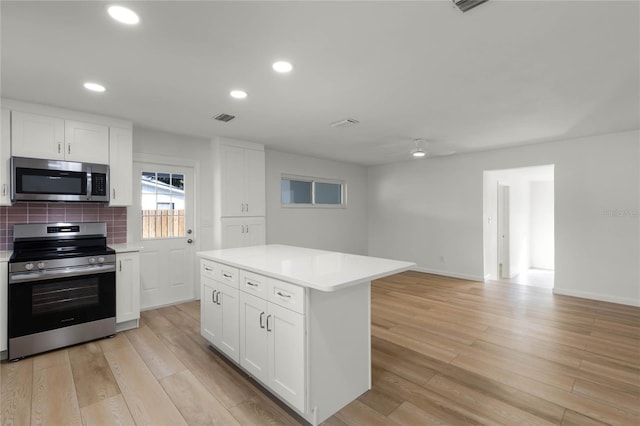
[213,113,235,122]
[453,0,489,13]
[330,118,359,128]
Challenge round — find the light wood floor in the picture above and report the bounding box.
[2,271,639,425]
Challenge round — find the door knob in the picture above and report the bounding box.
[187,229,193,234]
[187,238,193,244]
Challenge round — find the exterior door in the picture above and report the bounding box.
[132,162,195,309]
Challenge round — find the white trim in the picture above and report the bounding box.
[133,152,198,168]
[410,266,484,282]
[553,288,640,307]
[1,97,132,128]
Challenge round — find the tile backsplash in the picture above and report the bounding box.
[0,203,127,251]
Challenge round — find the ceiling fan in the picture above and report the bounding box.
[374,138,458,159]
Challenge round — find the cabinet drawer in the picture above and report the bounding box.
[268,278,305,314]
[201,260,239,288]
[239,270,267,298]
[201,259,218,279]
[218,264,239,288]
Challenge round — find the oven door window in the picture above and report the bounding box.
[8,272,115,338]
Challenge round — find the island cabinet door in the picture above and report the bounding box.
[239,291,268,383]
[218,283,240,363]
[201,279,221,344]
[267,302,305,413]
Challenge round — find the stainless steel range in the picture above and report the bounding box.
[8,222,116,360]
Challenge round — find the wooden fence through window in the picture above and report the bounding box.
[142,210,185,239]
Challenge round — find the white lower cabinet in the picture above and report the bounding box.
[201,276,240,363]
[203,260,306,414]
[221,217,265,249]
[116,251,140,324]
[266,302,305,412]
[239,291,305,411]
[1,260,7,352]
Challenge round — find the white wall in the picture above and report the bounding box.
[266,150,368,255]
[132,127,214,252]
[368,130,640,306]
[530,180,554,269]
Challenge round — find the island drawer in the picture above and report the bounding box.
[201,260,239,288]
[239,270,267,297]
[268,278,305,314]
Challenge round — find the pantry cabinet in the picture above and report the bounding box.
[0,108,11,206]
[109,127,133,206]
[11,111,109,164]
[221,217,265,249]
[220,144,265,217]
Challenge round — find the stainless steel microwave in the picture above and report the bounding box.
[11,157,110,203]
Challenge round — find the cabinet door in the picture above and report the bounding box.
[0,261,7,352]
[201,278,220,344]
[221,145,246,217]
[116,252,140,323]
[221,218,246,249]
[218,283,240,363]
[268,303,305,412]
[109,127,133,206]
[11,111,65,160]
[0,109,11,205]
[244,149,265,216]
[239,291,268,383]
[245,218,266,247]
[65,120,109,164]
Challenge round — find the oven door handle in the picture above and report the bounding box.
[9,264,116,284]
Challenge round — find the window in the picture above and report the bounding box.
[141,171,185,239]
[281,175,345,207]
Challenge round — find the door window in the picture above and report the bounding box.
[141,171,185,239]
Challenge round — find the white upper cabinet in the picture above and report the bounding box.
[109,127,133,206]
[11,111,109,164]
[0,108,11,206]
[11,111,65,160]
[64,120,109,164]
[220,145,265,217]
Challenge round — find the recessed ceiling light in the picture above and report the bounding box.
[272,61,293,73]
[108,5,140,25]
[84,82,106,92]
[230,90,248,99]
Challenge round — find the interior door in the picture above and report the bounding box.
[497,183,510,279]
[132,162,195,309]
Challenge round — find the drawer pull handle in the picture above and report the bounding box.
[204,267,213,272]
[266,314,272,332]
[223,273,232,278]
[247,281,258,287]
[260,312,265,328]
[276,291,291,298]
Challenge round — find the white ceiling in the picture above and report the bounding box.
[1,1,638,166]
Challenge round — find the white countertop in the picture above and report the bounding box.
[197,244,415,292]
[0,250,12,262]
[109,243,143,253]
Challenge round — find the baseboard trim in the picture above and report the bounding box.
[410,266,484,282]
[553,288,640,307]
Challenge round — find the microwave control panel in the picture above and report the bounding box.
[92,173,108,196]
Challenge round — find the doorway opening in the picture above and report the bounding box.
[482,165,555,289]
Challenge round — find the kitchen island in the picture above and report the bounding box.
[197,244,414,425]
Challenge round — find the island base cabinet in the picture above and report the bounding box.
[201,277,240,363]
[239,291,268,382]
[268,302,305,413]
